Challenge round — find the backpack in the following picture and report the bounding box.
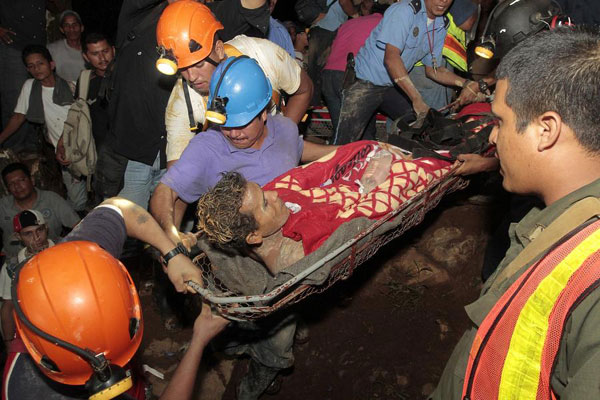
[295,0,335,25]
[62,69,97,189]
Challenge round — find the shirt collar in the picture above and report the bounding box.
[513,178,600,246]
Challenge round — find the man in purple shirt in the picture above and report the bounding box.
[150,56,334,248]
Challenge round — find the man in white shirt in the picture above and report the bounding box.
[0,45,87,211]
[47,10,85,82]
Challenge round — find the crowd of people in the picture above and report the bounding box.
[0,0,600,399]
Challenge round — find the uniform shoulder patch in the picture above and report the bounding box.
[409,0,422,14]
[443,15,450,28]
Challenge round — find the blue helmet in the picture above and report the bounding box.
[206,56,272,128]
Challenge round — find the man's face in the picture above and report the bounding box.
[180,58,217,95]
[60,15,83,42]
[17,225,49,255]
[424,0,452,18]
[5,170,35,201]
[25,53,54,82]
[296,31,308,49]
[83,40,115,75]
[489,79,538,194]
[222,111,268,150]
[240,182,290,241]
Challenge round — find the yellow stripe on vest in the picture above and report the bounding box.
[498,227,600,399]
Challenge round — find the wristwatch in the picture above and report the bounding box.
[478,79,490,95]
[161,243,189,266]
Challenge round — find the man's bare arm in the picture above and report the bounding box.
[159,303,229,400]
[0,114,26,146]
[339,0,358,18]
[301,140,337,163]
[149,183,185,247]
[284,69,313,124]
[384,44,429,116]
[101,197,203,292]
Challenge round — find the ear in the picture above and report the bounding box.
[82,52,90,63]
[59,26,65,35]
[214,40,225,61]
[50,60,56,71]
[245,230,263,245]
[536,111,562,152]
[260,109,268,123]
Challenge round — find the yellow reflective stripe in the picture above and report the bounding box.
[498,227,600,399]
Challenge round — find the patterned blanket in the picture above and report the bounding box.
[264,141,452,255]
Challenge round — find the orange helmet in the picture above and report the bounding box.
[13,241,143,387]
[156,0,224,75]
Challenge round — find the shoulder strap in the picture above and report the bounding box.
[78,70,93,101]
[223,44,244,57]
[490,196,600,290]
[182,80,198,132]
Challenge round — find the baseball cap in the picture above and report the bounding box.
[13,210,46,233]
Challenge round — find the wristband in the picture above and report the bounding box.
[161,243,189,266]
[478,79,490,95]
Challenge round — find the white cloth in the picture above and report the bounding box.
[47,39,86,83]
[165,35,302,162]
[14,79,70,147]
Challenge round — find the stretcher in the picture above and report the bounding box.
[191,159,464,321]
[191,105,495,321]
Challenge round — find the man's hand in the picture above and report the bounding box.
[413,99,430,117]
[166,253,204,293]
[55,136,71,166]
[453,153,499,176]
[457,81,485,107]
[193,303,230,346]
[0,26,15,45]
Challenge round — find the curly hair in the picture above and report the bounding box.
[196,172,258,253]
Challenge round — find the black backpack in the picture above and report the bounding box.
[295,0,336,25]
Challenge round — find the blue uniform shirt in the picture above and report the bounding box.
[314,0,348,31]
[355,0,447,87]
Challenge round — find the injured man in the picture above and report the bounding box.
[197,140,454,275]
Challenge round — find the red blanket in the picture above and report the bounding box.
[263,141,452,255]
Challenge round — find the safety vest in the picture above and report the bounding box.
[462,217,600,400]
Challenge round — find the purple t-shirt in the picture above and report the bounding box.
[162,114,304,203]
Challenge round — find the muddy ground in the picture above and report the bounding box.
[132,178,506,400]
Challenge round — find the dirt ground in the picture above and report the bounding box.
[133,179,505,400]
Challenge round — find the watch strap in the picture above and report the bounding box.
[161,243,189,266]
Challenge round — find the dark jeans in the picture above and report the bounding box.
[307,26,337,106]
[321,69,344,131]
[217,313,297,400]
[333,79,412,145]
[94,143,129,202]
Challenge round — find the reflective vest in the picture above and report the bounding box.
[462,217,600,400]
[444,14,468,72]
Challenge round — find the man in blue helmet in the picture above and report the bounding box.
[150,56,334,251]
[150,56,334,400]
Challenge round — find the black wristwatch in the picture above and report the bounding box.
[161,243,189,266]
[478,79,490,95]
